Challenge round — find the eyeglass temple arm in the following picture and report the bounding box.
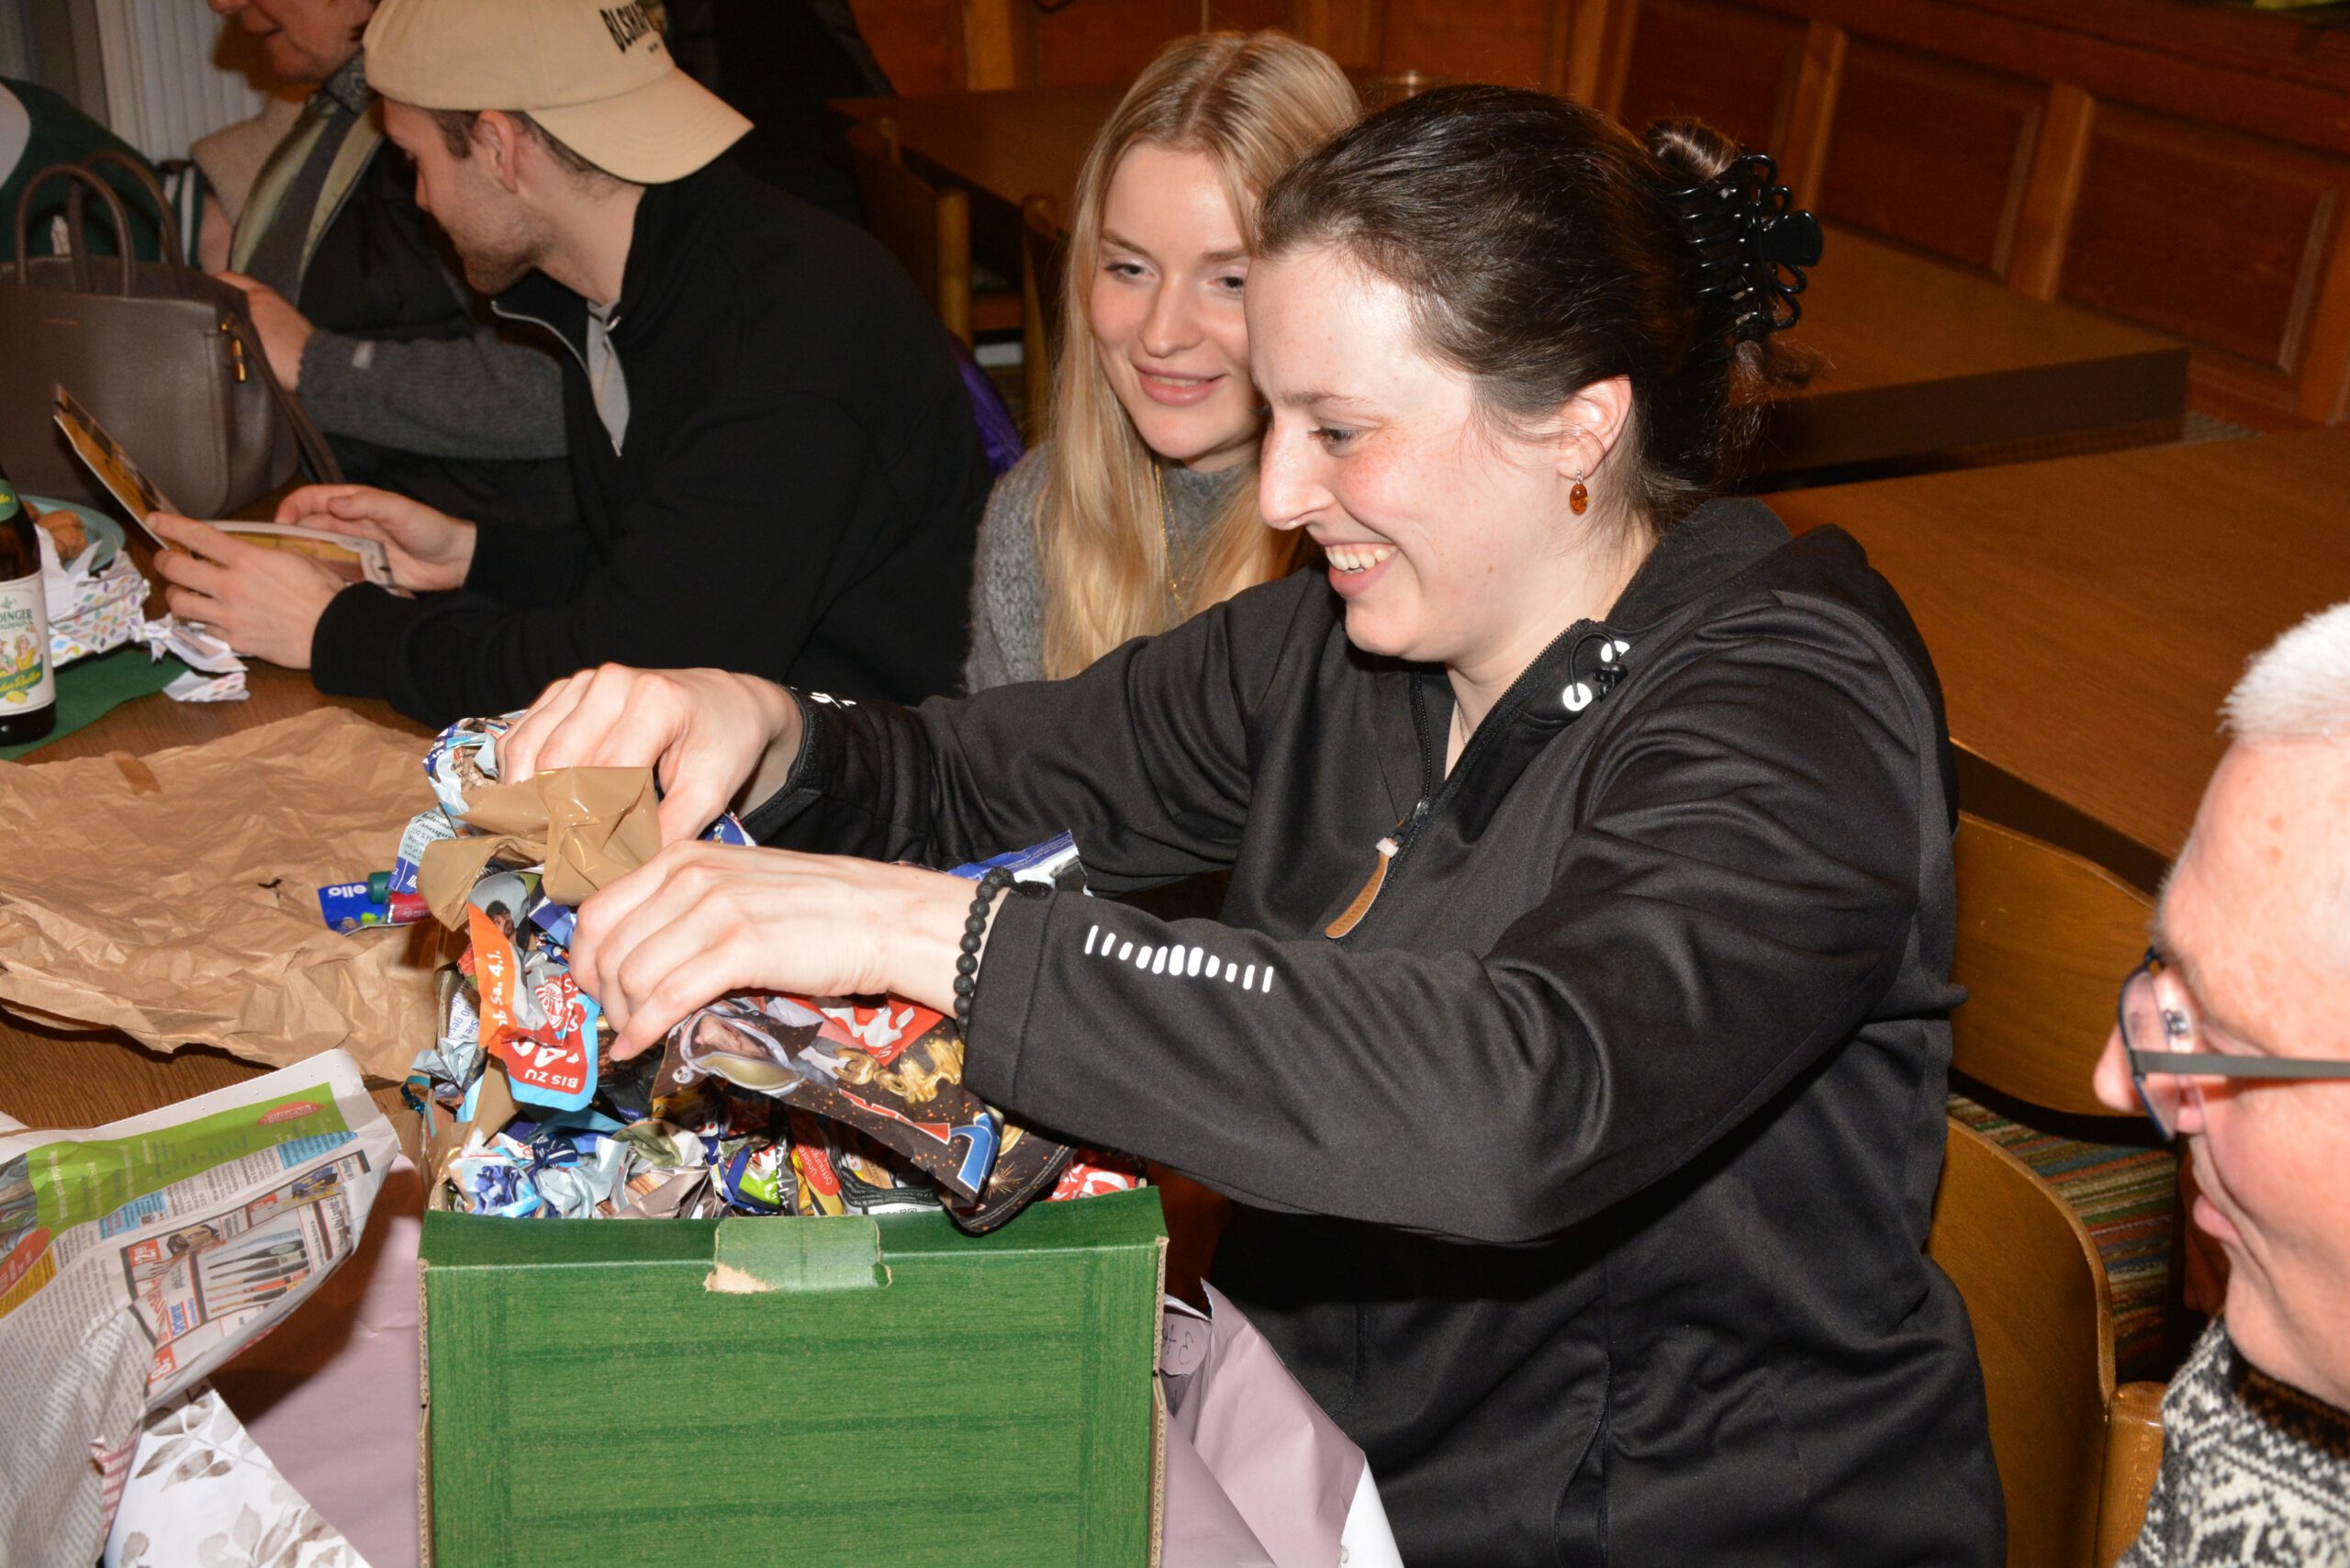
[2131,1052,2350,1080]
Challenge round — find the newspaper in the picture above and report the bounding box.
[0,1052,397,1568]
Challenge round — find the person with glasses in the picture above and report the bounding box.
[2093,601,2350,1567]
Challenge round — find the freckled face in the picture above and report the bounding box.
[1087,144,1260,473]
[1247,244,1588,687]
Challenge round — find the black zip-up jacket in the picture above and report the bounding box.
[312,159,990,724]
[746,500,2004,1565]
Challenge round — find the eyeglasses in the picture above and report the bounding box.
[2116,947,2350,1138]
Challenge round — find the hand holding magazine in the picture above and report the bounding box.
[53,386,397,591]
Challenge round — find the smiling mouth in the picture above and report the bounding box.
[1326,543,1395,573]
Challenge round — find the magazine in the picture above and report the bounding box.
[51,386,397,590]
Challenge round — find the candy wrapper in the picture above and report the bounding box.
[399,711,1143,1237]
[654,994,997,1202]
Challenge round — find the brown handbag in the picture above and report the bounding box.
[0,154,341,517]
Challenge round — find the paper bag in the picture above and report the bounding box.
[0,708,447,1081]
[1161,1285,1404,1568]
[414,765,659,925]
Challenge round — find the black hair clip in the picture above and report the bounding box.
[1667,152,1823,342]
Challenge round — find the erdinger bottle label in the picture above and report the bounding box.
[0,575,51,713]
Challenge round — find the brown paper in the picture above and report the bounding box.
[0,709,454,1083]
[422,1064,518,1210]
[416,766,658,925]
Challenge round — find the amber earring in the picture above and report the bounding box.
[1569,472,1590,516]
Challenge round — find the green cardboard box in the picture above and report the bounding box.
[418,1187,1168,1566]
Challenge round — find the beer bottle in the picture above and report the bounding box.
[0,462,57,745]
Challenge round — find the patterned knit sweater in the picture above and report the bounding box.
[2121,1321,2350,1566]
[961,443,1248,692]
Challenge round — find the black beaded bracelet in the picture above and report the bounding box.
[953,868,1017,1040]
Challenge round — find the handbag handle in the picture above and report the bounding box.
[79,150,341,484]
[76,148,187,274]
[228,292,346,487]
[12,163,137,296]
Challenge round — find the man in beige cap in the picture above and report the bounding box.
[154,0,990,723]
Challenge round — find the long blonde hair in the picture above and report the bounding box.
[1036,31,1358,679]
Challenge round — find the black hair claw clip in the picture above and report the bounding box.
[1667,152,1823,342]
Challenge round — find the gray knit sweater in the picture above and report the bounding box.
[2120,1320,2350,1566]
[962,443,1249,691]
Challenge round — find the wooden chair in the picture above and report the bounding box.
[843,118,1021,351]
[1951,812,2186,1376]
[1942,812,2172,1566]
[1018,194,1064,442]
[1952,812,2156,1116]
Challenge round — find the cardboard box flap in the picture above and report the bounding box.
[709,1214,888,1294]
[420,1209,719,1269]
[876,1183,1169,1259]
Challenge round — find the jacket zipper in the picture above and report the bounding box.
[1340,620,1596,944]
[491,302,594,380]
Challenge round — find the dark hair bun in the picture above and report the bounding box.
[1645,118,1743,190]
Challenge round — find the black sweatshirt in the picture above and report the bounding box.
[311,160,989,724]
[748,500,2004,1565]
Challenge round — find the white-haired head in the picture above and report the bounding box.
[2224,602,2350,743]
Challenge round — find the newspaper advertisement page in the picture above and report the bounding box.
[0,1051,396,1567]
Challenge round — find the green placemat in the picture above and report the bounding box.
[0,645,189,761]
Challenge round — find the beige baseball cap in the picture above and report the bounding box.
[364,0,750,185]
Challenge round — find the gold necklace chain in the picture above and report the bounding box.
[1153,464,1194,616]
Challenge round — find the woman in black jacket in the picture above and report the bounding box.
[502,87,2003,1566]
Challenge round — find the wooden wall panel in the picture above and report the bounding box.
[849,0,968,95]
[1380,0,1550,86]
[1613,0,1805,156]
[2062,105,2344,376]
[1816,40,2042,277]
[1031,0,1286,87]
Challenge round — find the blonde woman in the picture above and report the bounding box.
[962,30,1357,690]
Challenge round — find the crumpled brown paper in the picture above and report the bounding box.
[414,766,658,926]
[0,709,450,1082]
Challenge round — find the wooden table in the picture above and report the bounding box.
[0,640,429,1133]
[836,87,2190,476]
[1772,429,2350,890]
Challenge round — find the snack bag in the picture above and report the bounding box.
[654,993,1000,1203]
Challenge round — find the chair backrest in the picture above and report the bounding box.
[1952,812,2154,1115]
[1930,1117,2117,1568]
[844,118,975,348]
[1018,194,1063,442]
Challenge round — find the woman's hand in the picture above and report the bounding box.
[275,484,476,592]
[572,843,974,1058]
[501,665,804,844]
